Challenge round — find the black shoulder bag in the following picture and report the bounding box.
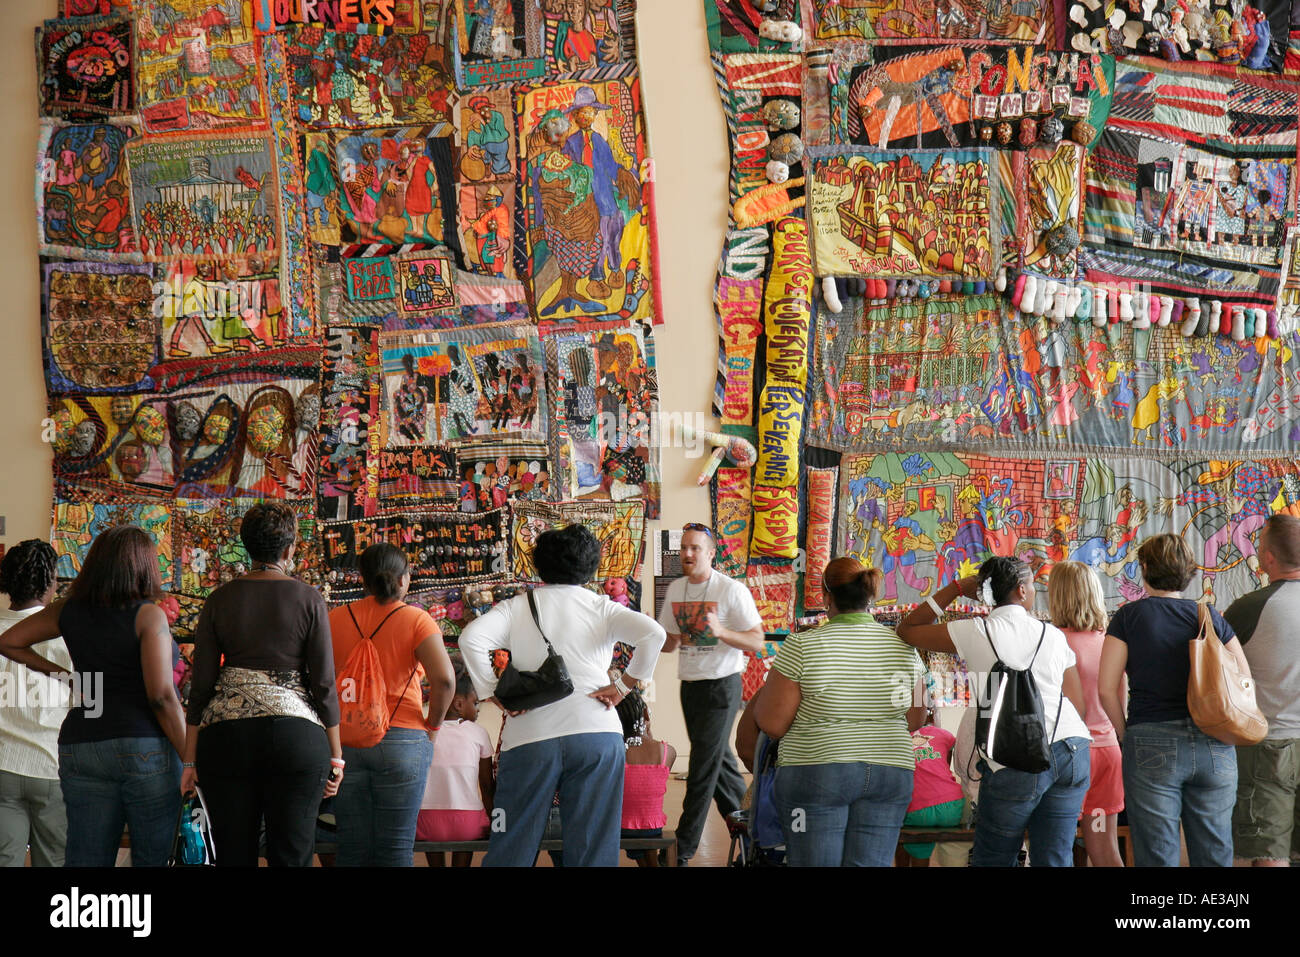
[492,590,574,712]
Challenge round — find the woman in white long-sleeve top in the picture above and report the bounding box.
[459,524,665,867]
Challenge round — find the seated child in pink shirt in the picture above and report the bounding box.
[617,692,676,867]
[902,717,966,860]
[418,665,495,867]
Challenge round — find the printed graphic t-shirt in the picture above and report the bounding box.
[909,726,964,813]
[657,570,763,682]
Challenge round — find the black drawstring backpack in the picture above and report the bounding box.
[974,619,1062,774]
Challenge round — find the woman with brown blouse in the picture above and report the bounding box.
[180,503,342,866]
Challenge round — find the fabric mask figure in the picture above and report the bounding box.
[173,402,202,442]
[69,419,97,457]
[114,440,148,479]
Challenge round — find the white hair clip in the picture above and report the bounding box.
[979,579,995,606]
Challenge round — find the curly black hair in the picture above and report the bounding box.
[0,540,58,606]
[239,502,299,564]
[453,660,474,698]
[533,524,601,585]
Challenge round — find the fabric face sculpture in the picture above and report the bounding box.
[204,414,231,446]
[69,419,97,458]
[114,441,147,479]
[758,19,802,43]
[769,133,804,166]
[246,405,286,457]
[110,396,135,426]
[50,408,76,455]
[763,99,800,131]
[295,390,321,432]
[134,405,166,446]
[173,402,202,442]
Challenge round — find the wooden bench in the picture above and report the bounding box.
[127,830,677,865]
[727,819,1134,867]
[894,825,1135,867]
[313,832,677,866]
[893,826,974,867]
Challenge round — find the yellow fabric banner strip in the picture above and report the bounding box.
[750,216,812,560]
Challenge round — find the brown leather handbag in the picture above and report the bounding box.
[1188,602,1268,746]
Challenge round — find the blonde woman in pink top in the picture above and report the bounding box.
[1049,561,1124,867]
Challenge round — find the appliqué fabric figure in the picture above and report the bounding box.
[562,87,642,300]
[394,353,428,442]
[466,96,512,177]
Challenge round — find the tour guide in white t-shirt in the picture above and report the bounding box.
[657,523,764,865]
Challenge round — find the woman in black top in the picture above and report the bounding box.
[0,526,186,866]
[180,503,342,867]
[1098,534,1250,866]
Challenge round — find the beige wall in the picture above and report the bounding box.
[0,1,730,757]
[0,0,57,546]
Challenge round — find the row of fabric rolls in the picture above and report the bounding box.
[814,267,1290,342]
[1004,270,1284,339]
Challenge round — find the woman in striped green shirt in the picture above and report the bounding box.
[755,557,925,866]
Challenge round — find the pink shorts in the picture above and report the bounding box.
[1079,743,1124,816]
[415,809,490,843]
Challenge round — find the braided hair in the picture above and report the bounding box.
[616,691,648,747]
[977,555,1033,607]
[0,540,58,607]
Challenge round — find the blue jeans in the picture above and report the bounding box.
[1122,718,1236,867]
[973,737,1090,867]
[335,727,433,866]
[774,761,914,867]
[59,737,181,867]
[485,732,624,867]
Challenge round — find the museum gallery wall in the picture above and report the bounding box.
[31,1,1300,696]
[35,0,662,667]
[704,0,1300,692]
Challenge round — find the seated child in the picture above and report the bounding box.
[418,665,495,867]
[902,714,966,861]
[1247,190,1284,247]
[617,692,676,867]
